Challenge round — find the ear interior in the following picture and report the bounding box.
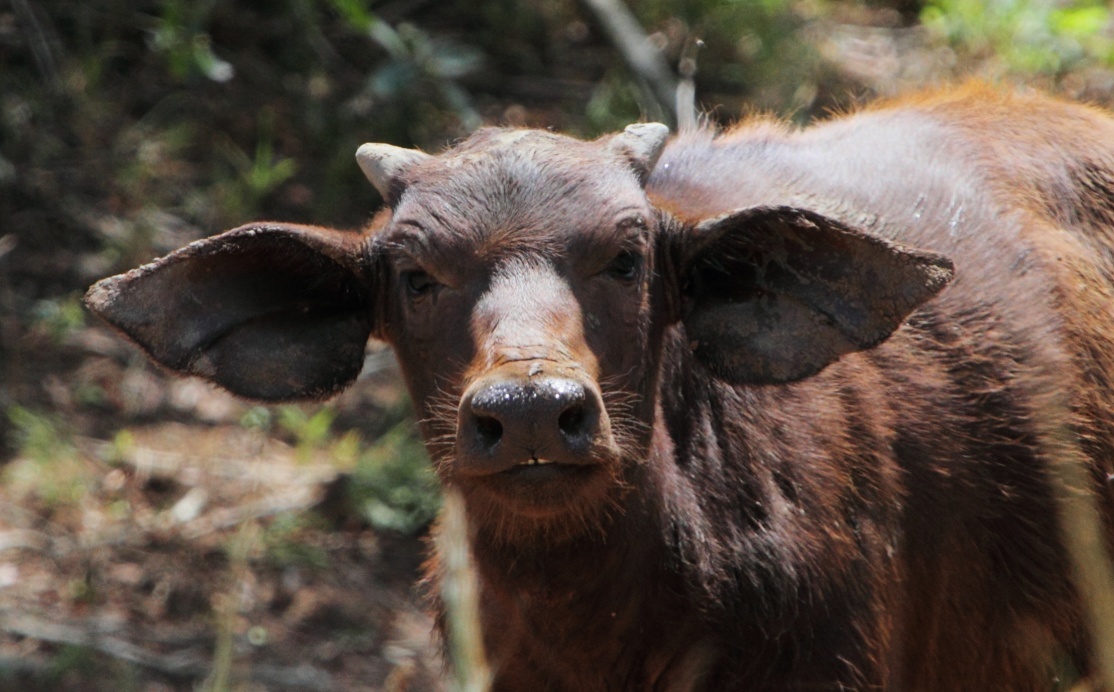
[682,206,954,384]
[86,224,375,401]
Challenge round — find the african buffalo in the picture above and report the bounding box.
[87,85,1114,690]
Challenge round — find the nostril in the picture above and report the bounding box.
[461,376,603,465]
[558,403,587,438]
[475,415,504,448]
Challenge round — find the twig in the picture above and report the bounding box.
[1041,401,1114,689]
[435,489,490,692]
[0,235,16,262]
[675,36,704,133]
[9,0,61,89]
[180,485,323,540]
[0,612,336,689]
[1,612,208,679]
[0,529,50,554]
[578,0,679,125]
[75,435,336,487]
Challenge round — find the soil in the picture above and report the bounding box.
[0,317,444,691]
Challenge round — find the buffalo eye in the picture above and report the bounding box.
[605,250,642,282]
[402,270,438,297]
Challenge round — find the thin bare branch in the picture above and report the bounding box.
[578,0,679,125]
[0,612,337,689]
[436,489,491,692]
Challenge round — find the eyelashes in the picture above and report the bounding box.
[604,249,643,283]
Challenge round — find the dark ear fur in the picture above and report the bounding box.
[681,206,954,384]
[85,223,378,402]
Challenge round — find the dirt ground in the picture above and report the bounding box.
[0,315,444,691]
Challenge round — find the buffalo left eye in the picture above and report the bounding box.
[403,270,437,297]
[605,250,642,282]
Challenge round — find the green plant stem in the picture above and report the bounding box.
[436,489,490,692]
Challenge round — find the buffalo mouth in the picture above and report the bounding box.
[496,457,599,481]
[515,457,558,466]
[471,453,608,480]
[457,453,615,516]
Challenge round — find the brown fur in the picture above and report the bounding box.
[85,86,1114,690]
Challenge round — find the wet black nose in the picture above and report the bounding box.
[457,375,603,471]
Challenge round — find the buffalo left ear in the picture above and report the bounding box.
[681,206,954,384]
[85,223,378,402]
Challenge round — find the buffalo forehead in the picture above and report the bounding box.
[394,135,650,250]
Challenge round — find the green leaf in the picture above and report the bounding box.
[1052,6,1111,38]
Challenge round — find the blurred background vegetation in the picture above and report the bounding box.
[0,0,1112,689]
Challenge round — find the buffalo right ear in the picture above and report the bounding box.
[679,206,954,384]
[85,222,381,402]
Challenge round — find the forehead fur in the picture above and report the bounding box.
[412,129,644,204]
[389,127,651,256]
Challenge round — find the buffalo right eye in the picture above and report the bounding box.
[403,270,437,297]
[605,250,642,282]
